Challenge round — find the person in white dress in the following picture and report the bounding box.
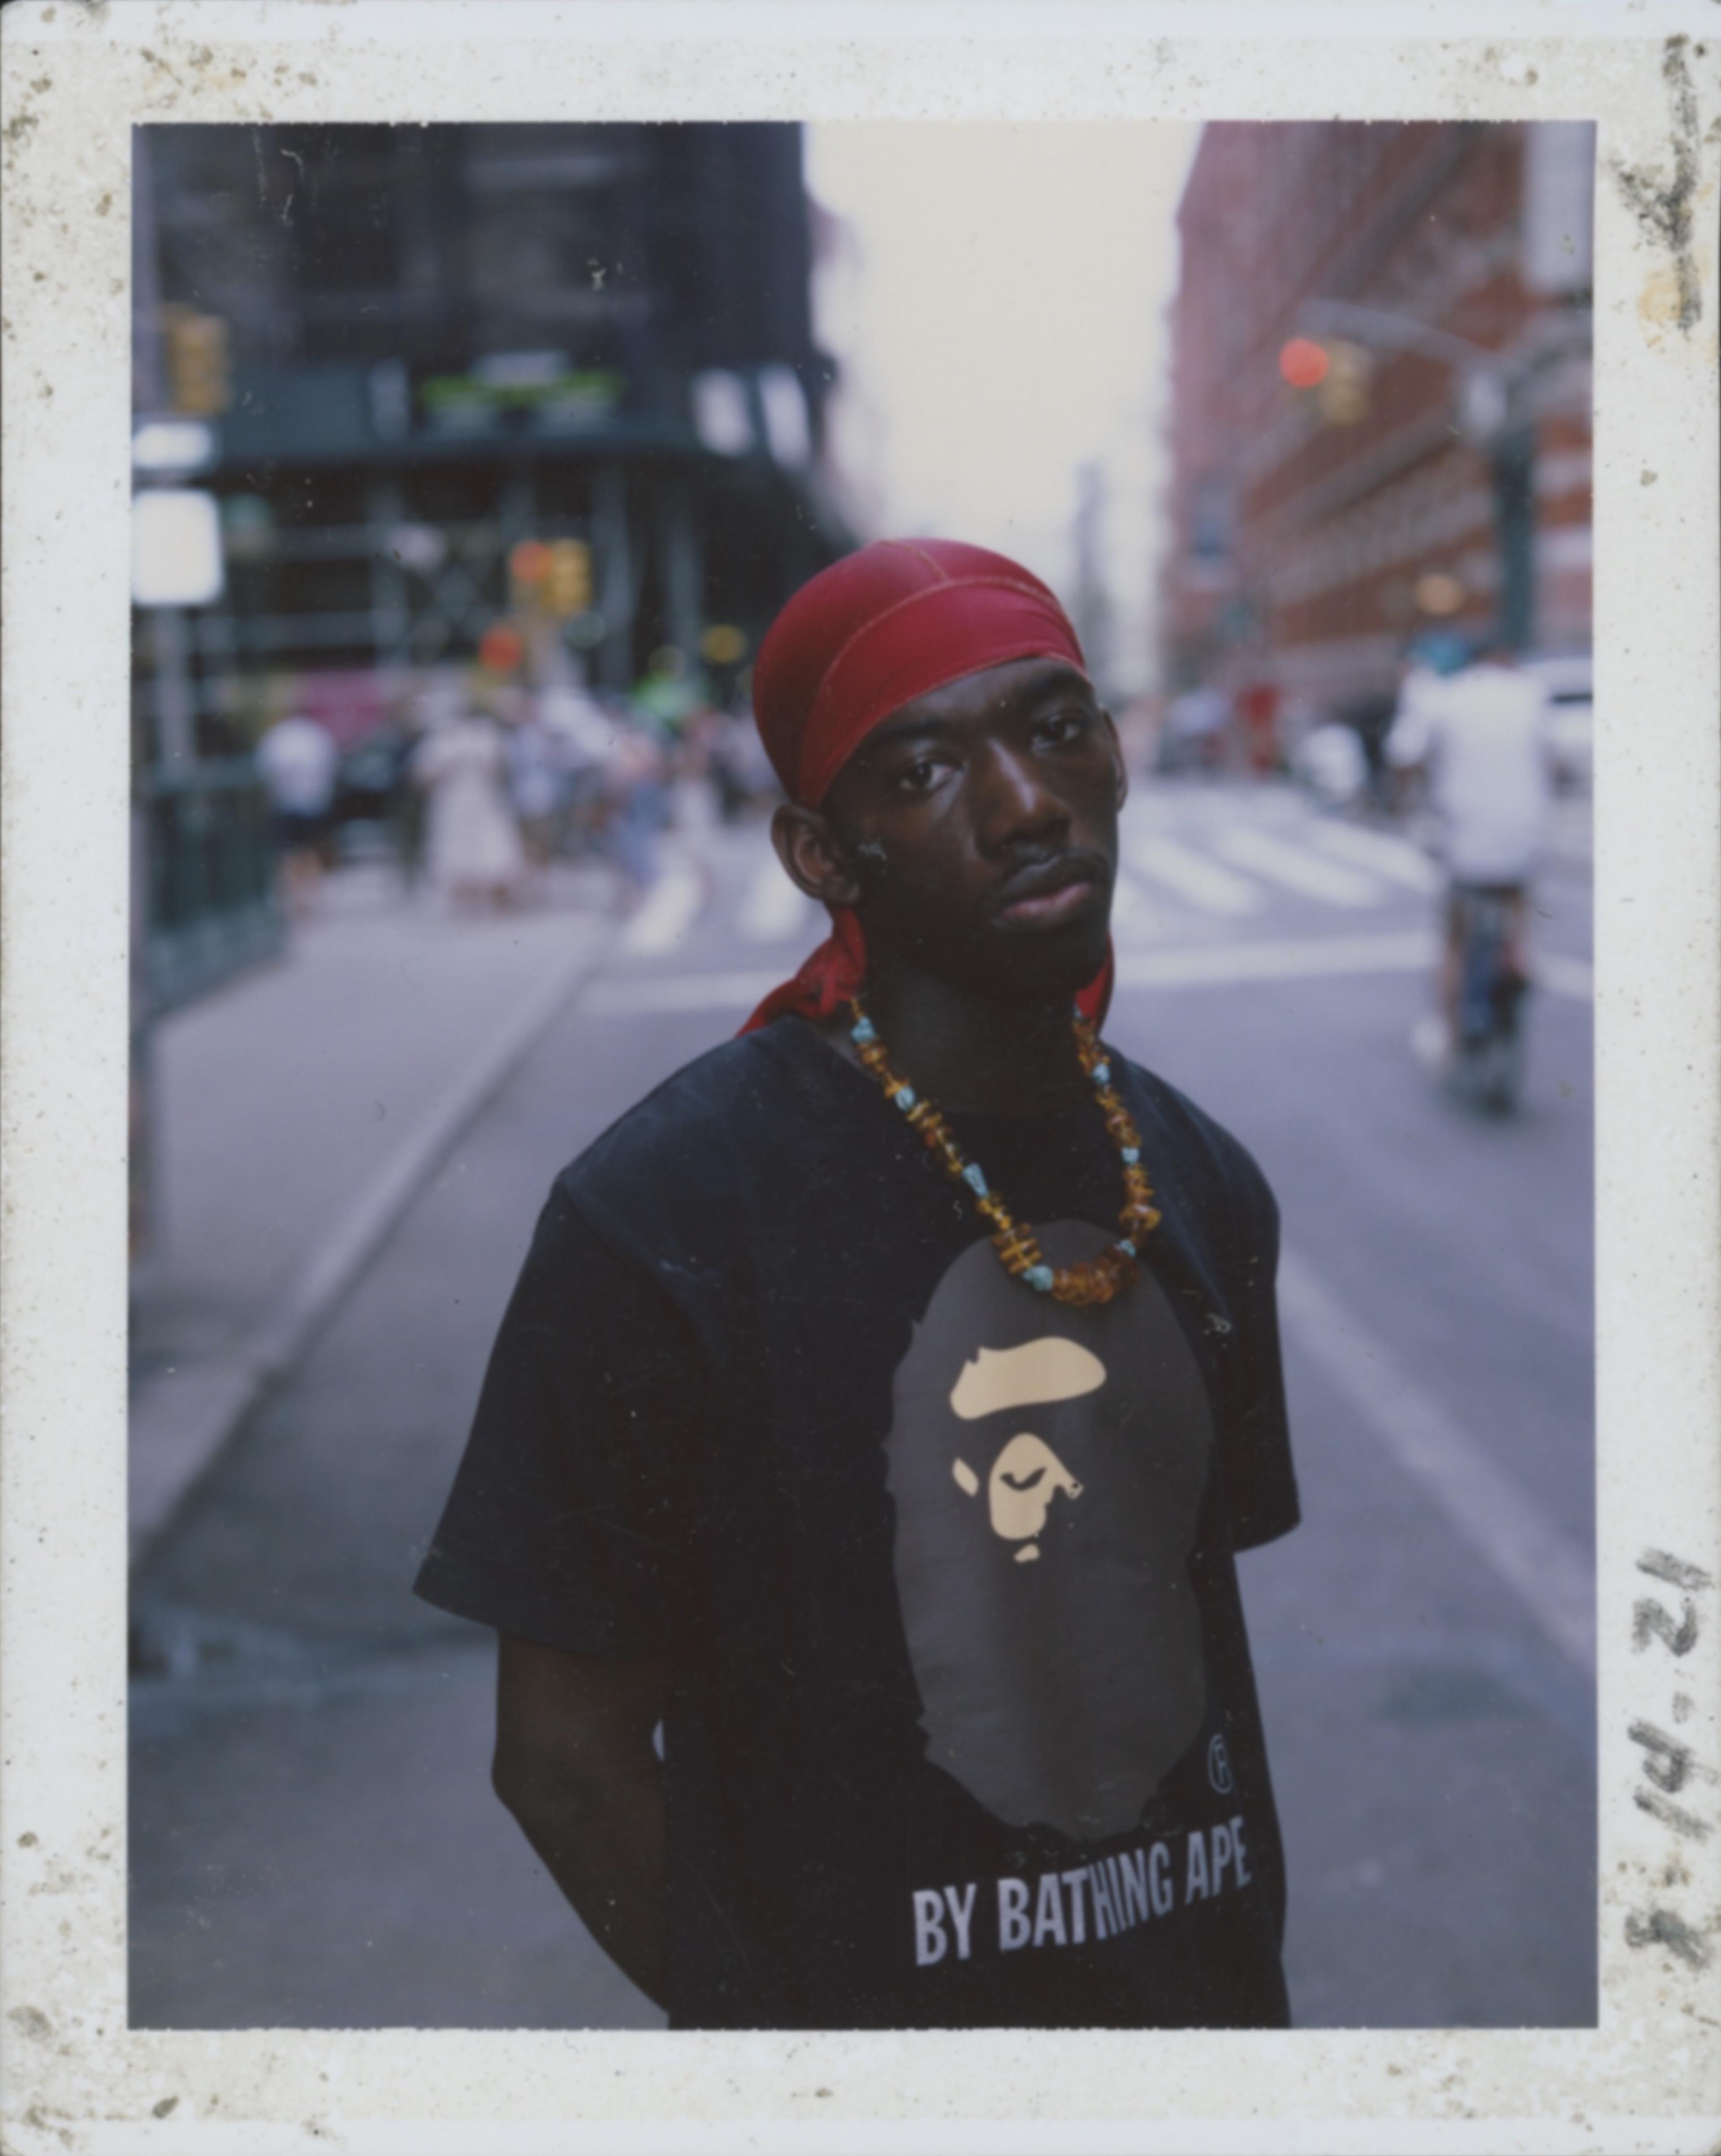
[412,706,527,908]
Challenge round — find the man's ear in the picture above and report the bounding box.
[771,802,862,909]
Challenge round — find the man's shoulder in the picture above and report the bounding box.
[1117,1054,1277,1226]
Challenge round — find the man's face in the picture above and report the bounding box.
[819,657,1124,1000]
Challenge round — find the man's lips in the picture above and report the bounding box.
[992,854,1109,928]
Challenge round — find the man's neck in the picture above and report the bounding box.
[821,952,1094,1118]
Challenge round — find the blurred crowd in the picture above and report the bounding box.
[251,665,780,917]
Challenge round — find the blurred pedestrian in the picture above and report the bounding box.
[1237,679,1280,777]
[1385,634,1558,1061]
[603,714,669,891]
[412,697,527,911]
[417,539,1301,2033]
[505,703,570,876]
[255,709,338,916]
[537,681,614,863]
[387,709,430,894]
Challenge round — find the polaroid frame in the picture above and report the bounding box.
[2,3,1717,2151]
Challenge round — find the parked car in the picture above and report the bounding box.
[1291,720,1368,807]
[1519,651,1593,793]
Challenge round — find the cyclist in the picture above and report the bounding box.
[1384,632,1559,1072]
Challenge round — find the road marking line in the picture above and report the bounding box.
[586,933,1448,1014]
[1275,1245,1595,1674]
[1128,836,1262,916]
[738,856,814,944]
[1211,825,1385,907]
[1113,930,1434,990]
[1308,820,1442,893]
[585,933,1441,1013]
[618,858,704,956]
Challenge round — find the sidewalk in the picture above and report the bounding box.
[129,860,615,1562]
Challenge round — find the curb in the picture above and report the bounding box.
[128,929,608,1568]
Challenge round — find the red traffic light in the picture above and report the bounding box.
[1279,338,1331,391]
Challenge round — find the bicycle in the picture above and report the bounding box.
[1448,882,1531,1113]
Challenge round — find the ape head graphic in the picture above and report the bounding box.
[887,1221,1214,1843]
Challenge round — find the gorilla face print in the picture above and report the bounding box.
[971,1432,1083,1555]
[887,1222,1215,1845]
[948,1338,1100,1561]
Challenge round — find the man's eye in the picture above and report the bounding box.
[1038,710,1091,746]
[894,757,944,794]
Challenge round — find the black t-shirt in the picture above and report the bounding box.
[415,1015,1300,2031]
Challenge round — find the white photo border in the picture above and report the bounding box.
[2,3,1717,2150]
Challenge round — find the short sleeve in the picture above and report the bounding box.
[413,1181,700,1659]
[1217,1158,1301,1553]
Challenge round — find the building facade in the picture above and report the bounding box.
[135,122,850,754]
[1158,121,1593,730]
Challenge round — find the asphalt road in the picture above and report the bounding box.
[130,776,1597,2031]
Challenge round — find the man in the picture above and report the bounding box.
[415,540,1300,2030]
[1385,634,1557,1061]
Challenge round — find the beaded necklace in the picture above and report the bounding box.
[847,995,1161,1307]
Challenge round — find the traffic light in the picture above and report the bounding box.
[509,539,551,594]
[162,306,231,415]
[1318,340,1371,425]
[1278,337,1330,391]
[1278,335,1371,424]
[545,538,592,618]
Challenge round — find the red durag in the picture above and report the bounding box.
[738,539,1114,1034]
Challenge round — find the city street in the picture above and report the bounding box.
[130,774,1597,2032]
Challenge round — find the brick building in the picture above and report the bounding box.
[1158,121,1593,736]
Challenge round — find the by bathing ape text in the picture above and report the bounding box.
[911,1815,1254,1967]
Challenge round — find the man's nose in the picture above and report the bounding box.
[972,741,1068,850]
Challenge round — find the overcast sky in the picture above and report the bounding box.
[804,122,1201,699]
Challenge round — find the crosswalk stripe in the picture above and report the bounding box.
[1127,836,1261,916]
[738,857,814,944]
[1307,819,1441,893]
[1210,824,1384,907]
[1108,869,1172,945]
[618,859,704,957]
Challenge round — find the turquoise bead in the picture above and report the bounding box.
[894,1085,916,1110]
[1117,1239,1137,1258]
[1092,1060,1111,1086]
[1121,1146,1140,1164]
[961,1163,988,1197]
[851,1015,877,1045]
[1025,1265,1054,1293]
